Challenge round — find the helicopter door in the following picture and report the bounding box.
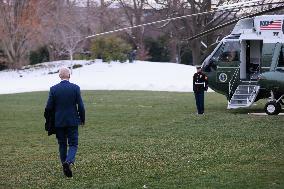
[248,40,262,80]
[270,43,284,72]
[277,44,284,71]
[240,40,263,80]
[240,41,246,79]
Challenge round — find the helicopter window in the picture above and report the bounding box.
[217,41,240,62]
[202,41,240,72]
[278,46,284,67]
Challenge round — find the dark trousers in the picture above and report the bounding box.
[194,92,204,114]
[55,126,78,164]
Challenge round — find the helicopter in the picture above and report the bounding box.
[84,2,284,115]
[202,15,284,115]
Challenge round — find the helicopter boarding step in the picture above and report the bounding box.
[228,85,260,109]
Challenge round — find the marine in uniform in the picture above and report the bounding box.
[193,66,208,114]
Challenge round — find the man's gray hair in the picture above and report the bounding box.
[59,67,71,79]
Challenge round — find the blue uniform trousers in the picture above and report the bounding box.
[55,126,78,164]
[194,92,204,114]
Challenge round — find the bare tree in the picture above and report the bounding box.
[0,0,41,68]
[40,0,90,61]
[116,0,149,60]
[149,0,243,65]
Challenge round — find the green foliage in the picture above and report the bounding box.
[181,45,193,65]
[144,36,193,65]
[0,49,8,71]
[91,36,132,63]
[74,53,91,60]
[145,36,171,62]
[0,63,7,71]
[29,46,49,65]
[0,91,283,188]
[72,64,83,69]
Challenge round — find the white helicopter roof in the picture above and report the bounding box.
[231,15,284,43]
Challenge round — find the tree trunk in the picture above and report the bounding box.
[169,38,177,63]
[177,42,181,64]
[100,0,106,32]
[69,50,73,61]
[135,27,147,60]
[191,40,201,66]
[47,45,56,61]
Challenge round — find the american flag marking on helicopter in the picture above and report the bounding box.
[260,20,282,30]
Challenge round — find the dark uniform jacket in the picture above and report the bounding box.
[193,72,208,93]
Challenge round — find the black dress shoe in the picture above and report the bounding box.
[62,162,73,178]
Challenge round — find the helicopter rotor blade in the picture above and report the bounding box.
[186,4,284,41]
[85,2,281,39]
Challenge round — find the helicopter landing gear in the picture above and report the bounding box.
[265,101,281,115]
[264,92,283,115]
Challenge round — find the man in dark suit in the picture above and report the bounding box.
[45,67,85,178]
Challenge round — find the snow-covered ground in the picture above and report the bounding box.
[0,60,202,94]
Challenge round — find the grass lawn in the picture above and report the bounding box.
[0,91,283,189]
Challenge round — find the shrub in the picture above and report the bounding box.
[0,63,7,71]
[48,70,59,75]
[91,36,132,63]
[72,64,83,69]
[29,46,49,65]
[180,45,193,65]
[74,53,91,60]
[0,49,8,70]
[144,36,171,62]
[144,36,194,65]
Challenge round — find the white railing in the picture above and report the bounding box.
[229,68,240,97]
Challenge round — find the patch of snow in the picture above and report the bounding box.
[0,60,210,94]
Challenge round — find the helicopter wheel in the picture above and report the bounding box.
[264,101,281,115]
